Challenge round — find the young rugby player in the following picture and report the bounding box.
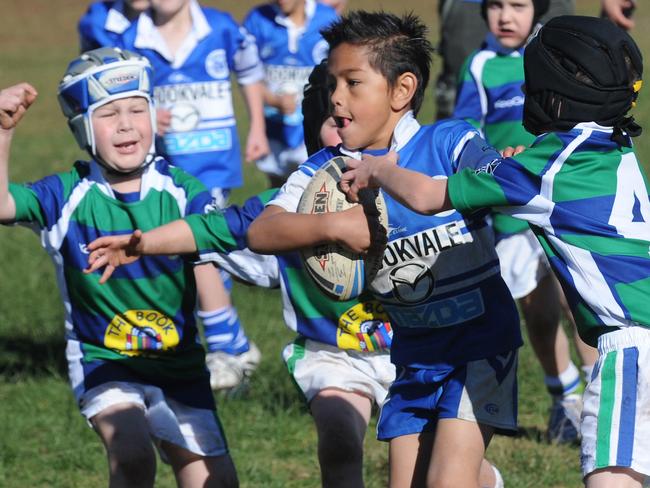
[453,0,597,443]
[243,0,338,187]
[118,0,270,390]
[341,16,648,487]
[246,11,521,488]
[0,48,238,487]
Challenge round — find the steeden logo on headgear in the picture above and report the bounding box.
[98,67,140,90]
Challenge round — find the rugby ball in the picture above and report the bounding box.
[297,155,388,301]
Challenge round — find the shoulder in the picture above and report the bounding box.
[298,146,341,175]
[79,0,113,21]
[244,4,276,23]
[201,6,240,30]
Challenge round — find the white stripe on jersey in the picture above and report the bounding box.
[469,51,496,131]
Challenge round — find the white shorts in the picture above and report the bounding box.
[581,327,650,477]
[80,381,228,459]
[283,338,396,405]
[495,230,550,299]
[256,139,308,178]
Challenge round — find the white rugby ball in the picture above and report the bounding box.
[297,155,388,301]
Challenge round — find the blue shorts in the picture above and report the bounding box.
[377,350,518,441]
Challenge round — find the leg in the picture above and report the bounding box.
[161,441,238,488]
[388,430,499,488]
[585,468,645,488]
[91,403,157,488]
[388,432,435,488]
[310,388,373,488]
[558,289,598,377]
[520,273,569,377]
[427,419,494,488]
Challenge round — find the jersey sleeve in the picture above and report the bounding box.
[223,12,264,85]
[267,167,312,212]
[167,166,213,216]
[8,168,80,229]
[447,155,538,215]
[452,53,484,131]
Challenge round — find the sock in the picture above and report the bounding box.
[199,306,250,355]
[581,364,595,382]
[545,361,581,397]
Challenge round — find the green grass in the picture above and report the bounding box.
[0,0,649,486]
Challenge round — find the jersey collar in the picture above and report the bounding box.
[273,0,316,53]
[134,0,211,68]
[104,1,131,35]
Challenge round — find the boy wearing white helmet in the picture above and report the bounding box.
[0,47,237,487]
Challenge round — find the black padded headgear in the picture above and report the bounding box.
[523,15,643,146]
[481,0,549,23]
[302,60,330,156]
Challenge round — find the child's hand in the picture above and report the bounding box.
[501,145,526,157]
[84,230,145,284]
[156,108,172,136]
[0,83,37,130]
[277,93,297,115]
[329,205,372,254]
[245,125,270,162]
[340,151,398,203]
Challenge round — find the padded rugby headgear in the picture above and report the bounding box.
[58,47,156,172]
[523,16,643,144]
[481,0,549,23]
[302,60,330,156]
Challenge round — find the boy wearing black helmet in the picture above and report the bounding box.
[454,0,598,445]
[342,15,648,486]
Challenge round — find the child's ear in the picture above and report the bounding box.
[390,72,417,112]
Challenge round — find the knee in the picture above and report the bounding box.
[107,439,156,483]
[318,423,364,466]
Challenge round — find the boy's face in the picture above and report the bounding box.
[275,0,304,15]
[92,97,153,173]
[125,0,151,13]
[328,43,396,151]
[150,0,188,17]
[486,0,535,49]
[320,116,342,148]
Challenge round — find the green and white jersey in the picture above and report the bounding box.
[7,158,216,407]
[448,123,650,345]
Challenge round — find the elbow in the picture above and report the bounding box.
[246,222,267,254]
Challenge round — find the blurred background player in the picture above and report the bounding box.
[119,0,269,391]
[0,48,238,487]
[453,0,597,444]
[320,0,347,15]
[243,0,338,187]
[434,0,635,120]
[78,0,151,52]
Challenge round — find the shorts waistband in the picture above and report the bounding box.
[597,326,650,354]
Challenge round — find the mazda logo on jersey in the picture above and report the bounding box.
[389,263,434,304]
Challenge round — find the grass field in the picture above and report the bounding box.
[0,1,649,486]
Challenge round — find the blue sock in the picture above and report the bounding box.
[199,306,250,355]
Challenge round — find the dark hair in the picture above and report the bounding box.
[481,0,549,24]
[302,60,330,155]
[320,11,433,115]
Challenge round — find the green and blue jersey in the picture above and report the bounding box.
[454,34,536,238]
[448,123,650,345]
[186,190,393,352]
[7,158,215,408]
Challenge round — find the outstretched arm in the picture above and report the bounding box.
[247,204,372,255]
[340,151,453,215]
[0,83,38,222]
[85,219,197,283]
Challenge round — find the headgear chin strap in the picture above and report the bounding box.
[58,47,157,173]
[523,16,643,146]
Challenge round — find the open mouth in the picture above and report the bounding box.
[115,141,139,153]
[334,116,351,129]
